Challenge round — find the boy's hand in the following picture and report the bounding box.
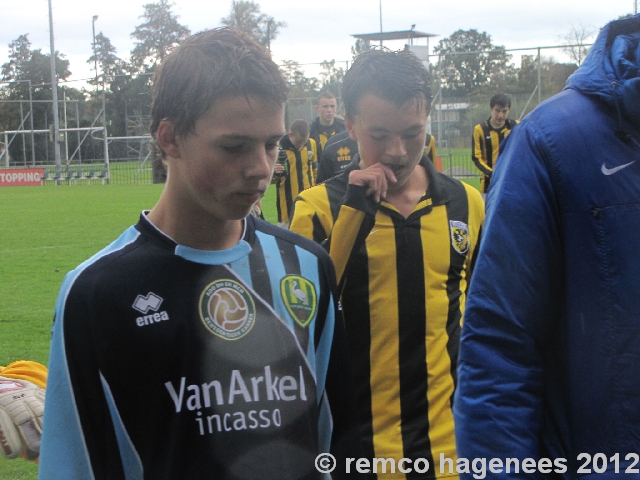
[0,377,45,460]
[348,163,397,203]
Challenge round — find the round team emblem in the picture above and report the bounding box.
[199,279,256,340]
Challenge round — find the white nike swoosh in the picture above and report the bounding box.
[601,161,636,175]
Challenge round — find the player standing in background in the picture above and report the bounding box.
[309,91,346,157]
[273,119,318,228]
[38,28,361,479]
[471,93,518,195]
[291,49,484,479]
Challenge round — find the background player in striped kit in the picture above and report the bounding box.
[273,119,318,228]
[309,91,347,157]
[471,93,518,195]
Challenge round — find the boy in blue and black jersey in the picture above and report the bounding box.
[38,28,361,480]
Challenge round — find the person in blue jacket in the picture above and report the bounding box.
[454,14,640,479]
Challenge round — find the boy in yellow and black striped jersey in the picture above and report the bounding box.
[471,93,519,194]
[291,49,484,479]
[309,91,347,157]
[272,119,318,228]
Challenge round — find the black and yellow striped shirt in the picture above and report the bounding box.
[425,133,437,164]
[309,117,347,157]
[472,118,518,193]
[273,135,318,223]
[291,156,484,479]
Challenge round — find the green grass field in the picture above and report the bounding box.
[0,183,279,479]
[0,173,476,478]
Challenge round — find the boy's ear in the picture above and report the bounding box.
[156,120,181,159]
[345,114,357,141]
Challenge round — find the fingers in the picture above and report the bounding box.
[18,419,41,460]
[349,163,397,203]
[0,407,22,459]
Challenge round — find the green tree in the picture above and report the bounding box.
[220,0,286,49]
[1,34,73,99]
[1,34,32,84]
[433,29,512,95]
[130,0,190,73]
[517,55,577,97]
[318,60,345,98]
[280,60,319,98]
[0,34,83,164]
[87,32,126,90]
[351,38,371,60]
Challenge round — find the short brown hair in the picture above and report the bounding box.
[343,49,431,119]
[150,28,288,147]
[316,91,336,104]
[289,119,309,138]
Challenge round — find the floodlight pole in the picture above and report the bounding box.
[380,0,382,46]
[14,80,35,166]
[92,15,99,91]
[537,47,542,105]
[379,0,383,46]
[48,0,61,178]
[27,80,34,166]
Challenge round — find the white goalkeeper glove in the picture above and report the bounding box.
[0,377,45,460]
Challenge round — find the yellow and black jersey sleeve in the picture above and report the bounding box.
[309,138,319,182]
[424,133,437,163]
[290,183,334,244]
[472,123,494,176]
[274,139,319,223]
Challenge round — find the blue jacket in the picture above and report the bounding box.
[455,14,640,479]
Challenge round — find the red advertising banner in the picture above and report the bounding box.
[0,168,45,186]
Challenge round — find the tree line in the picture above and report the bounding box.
[0,0,611,164]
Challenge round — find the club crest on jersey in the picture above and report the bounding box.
[199,279,256,340]
[450,220,470,254]
[280,275,317,328]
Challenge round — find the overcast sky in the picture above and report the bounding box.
[2,0,636,88]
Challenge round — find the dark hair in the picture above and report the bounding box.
[342,49,431,118]
[289,119,310,137]
[150,28,288,146]
[490,93,511,108]
[316,91,336,103]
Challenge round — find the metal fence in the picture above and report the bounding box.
[1,92,526,187]
[29,149,481,188]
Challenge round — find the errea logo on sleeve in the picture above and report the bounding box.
[133,292,170,327]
